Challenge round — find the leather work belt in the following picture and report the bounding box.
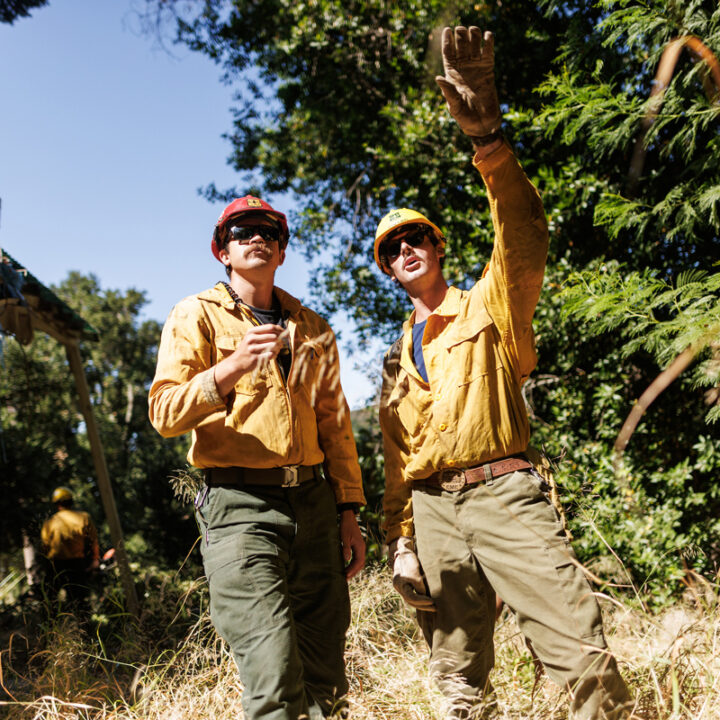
[205,464,321,489]
[420,457,533,492]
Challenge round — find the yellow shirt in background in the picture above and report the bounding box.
[41,508,99,562]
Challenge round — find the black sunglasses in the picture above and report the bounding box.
[380,225,430,262]
[228,224,282,245]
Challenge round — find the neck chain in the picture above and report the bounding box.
[220,282,291,370]
[220,281,262,326]
[219,281,287,327]
[220,280,243,308]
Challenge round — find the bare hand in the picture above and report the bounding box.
[435,26,501,138]
[340,510,366,579]
[214,324,286,397]
[232,324,286,369]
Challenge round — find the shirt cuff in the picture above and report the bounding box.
[199,367,224,406]
[472,139,512,175]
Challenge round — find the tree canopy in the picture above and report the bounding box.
[0,0,48,24]
[0,273,195,566]
[135,0,720,600]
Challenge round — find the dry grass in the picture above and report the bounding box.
[1,566,720,719]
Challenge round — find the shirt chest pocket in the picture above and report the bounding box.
[215,335,273,395]
[442,308,503,386]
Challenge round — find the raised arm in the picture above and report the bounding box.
[474,146,548,379]
[437,25,548,378]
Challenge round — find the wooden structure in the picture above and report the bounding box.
[0,247,139,617]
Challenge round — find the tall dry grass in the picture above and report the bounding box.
[1,565,719,719]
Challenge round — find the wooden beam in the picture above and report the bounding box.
[0,300,80,345]
[65,341,140,618]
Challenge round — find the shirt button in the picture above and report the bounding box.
[434,393,441,401]
[438,423,447,431]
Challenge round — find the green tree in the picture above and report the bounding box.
[530,0,720,601]
[141,0,581,339]
[141,0,720,600]
[0,273,194,568]
[0,0,49,24]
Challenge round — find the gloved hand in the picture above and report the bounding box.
[435,26,502,141]
[388,536,436,611]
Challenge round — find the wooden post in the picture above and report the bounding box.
[65,341,140,618]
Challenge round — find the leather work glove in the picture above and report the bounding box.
[388,536,436,612]
[435,26,502,141]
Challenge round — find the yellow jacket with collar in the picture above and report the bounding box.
[41,508,99,562]
[380,143,548,542]
[149,284,365,506]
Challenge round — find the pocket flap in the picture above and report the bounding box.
[444,306,493,349]
[215,335,240,354]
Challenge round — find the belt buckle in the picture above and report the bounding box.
[282,466,300,488]
[439,468,466,492]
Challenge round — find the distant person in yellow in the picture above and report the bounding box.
[41,486,99,614]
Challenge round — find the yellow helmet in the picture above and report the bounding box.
[373,208,445,272]
[51,486,73,504]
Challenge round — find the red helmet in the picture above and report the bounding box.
[211,196,290,260]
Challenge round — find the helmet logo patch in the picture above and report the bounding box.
[247,197,263,207]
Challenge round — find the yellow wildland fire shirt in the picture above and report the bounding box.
[41,509,99,562]
[149,284,365,507]
[380,143,549,543]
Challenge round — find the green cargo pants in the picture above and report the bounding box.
[196,476,351,720]
[412,469,631,720]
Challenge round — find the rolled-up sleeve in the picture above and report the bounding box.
[148,299,226,438]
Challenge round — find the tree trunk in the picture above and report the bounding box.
[22,528,40,587]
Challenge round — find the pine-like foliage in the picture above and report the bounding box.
[531,0,720,600]
[562,265,720,422]
[539,1,720,419]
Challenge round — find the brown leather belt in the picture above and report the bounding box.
[205,465,321,488]
[419,457,533,492]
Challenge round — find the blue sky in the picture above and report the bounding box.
[0,0,378,407]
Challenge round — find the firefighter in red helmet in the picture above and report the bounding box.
[150,195,365,720]
[210,195,290,260]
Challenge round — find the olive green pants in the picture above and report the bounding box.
[412,469,631,720]
[196,477,350,720]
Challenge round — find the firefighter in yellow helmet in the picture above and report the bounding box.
[41,487,99,615]
[375,25,632,719]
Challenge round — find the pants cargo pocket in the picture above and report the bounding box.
[546,541,606,650]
